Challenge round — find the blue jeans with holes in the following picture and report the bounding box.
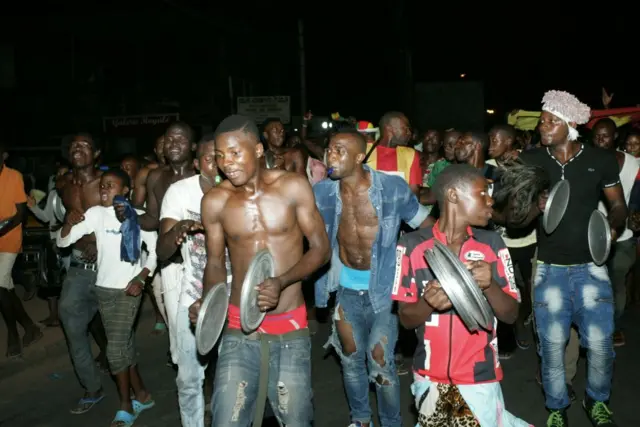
[211,331,313,427]
[533,262,615,410]
[327,287,401,427]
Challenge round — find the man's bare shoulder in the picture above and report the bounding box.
[147,165,169,183]
[202,185,233,216]
[269,170,311,194]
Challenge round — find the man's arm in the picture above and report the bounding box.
[138,169,162,231]
[602,151,628,234]
[0,203,26,238]
[397,178,429,229]
[201,189,228,297]
[484,243,520,324]
[408,152,422,196]
[278,175,330,288]
[392,242,434,329]
[289,148,308,176]
[132,166,152,208]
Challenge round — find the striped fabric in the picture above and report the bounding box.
[365,143,423,186]
[95,286,142,374]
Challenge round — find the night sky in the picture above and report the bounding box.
[1,2,637,143]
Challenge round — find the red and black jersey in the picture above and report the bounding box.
[391,221,520,385]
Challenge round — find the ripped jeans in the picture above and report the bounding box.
[533,262,615,410]
[327,287,402,427]
[211,330,313,427]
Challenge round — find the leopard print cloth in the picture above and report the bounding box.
[418,383,480,427]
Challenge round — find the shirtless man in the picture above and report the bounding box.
[189,115,330,427]
[57,133,109,414]
[117,122,197,365]
[132,135,166,208]
[313,130,429,427]
[261,118,307,175]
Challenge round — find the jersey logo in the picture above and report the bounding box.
[464,250,485,261]
[392,245,406,296]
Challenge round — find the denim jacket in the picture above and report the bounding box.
[313,165,429,313]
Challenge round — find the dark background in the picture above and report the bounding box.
[0,2,636,149]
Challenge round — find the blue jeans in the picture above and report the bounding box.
[211,330,313,426]
[175,305,207,427]
[327,287,401,427]
[58,267,102,393]
[533,262,615,409]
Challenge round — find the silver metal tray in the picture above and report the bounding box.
[240,249,275,333]
[588,210,611,266]
[543,179,570,234]
[195,283,229,355]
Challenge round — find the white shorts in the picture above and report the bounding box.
[0,253,18,290]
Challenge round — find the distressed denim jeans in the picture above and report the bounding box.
[533,263,615,410]
[211,331,313,427]
[175,305,207,427]
[327,287,402,427]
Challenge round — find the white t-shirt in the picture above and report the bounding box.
[57,206,158,289]
[160,175,232,307]
[598,151,639,242]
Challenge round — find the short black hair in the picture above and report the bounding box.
[213,115,260,141]
[433,164,484,207]
[490,124,516,140]
[331,129,368,154]
[262,117,282,130]
[468,132,489,153]
[379,111,406,129]
[199,132,216,145]
[120,154,139,165]
[103,168,131,190]
[165,121,195,142]
[593,117,616,132]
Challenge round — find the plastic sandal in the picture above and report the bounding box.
[132,398,155,415]
[111,409,137,427]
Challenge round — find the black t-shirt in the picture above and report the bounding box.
[519,144,620,265]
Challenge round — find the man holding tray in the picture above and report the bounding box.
[392,164,529,427]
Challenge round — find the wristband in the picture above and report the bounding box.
[133,276,146,285]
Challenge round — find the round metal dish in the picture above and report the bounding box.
[195,283,229,355]
[588,210,611,266]
[542,179,570,234]
[264,151,276,169]
[240,249,275,333]
[51,193,66,223]
[424,240,494,332]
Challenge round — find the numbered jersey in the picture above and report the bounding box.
[392,222,520,385]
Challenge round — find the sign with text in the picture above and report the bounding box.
[237,96,290,125]
[103,113,180,134]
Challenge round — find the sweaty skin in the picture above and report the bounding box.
[190,128,330,322]
[337,174,378,270]
[58,136,103,260]
[132,136,166,208]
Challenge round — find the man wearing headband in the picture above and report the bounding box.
[517,91,625,427]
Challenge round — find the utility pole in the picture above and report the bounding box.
[298,19,307,117]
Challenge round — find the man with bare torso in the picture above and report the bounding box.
[188,115,330,427]
[313,130,429,427]
[260,117,307,175]
[57,133,109,414]
[117,122,197,365]
[132,135,165,209]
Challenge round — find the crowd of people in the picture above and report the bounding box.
[1,88,636,427]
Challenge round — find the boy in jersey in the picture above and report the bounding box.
[392,164,530,426]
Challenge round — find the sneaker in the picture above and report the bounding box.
[612,331,625,347]
[546,409,568,426]
[499,350,514,360]
[348,422,367,427]
[583,396,616,426]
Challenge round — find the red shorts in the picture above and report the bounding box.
[227,304,308,334]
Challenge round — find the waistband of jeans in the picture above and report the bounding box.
[69,260,97,271]
[223,327,309,342]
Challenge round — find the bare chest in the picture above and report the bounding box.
[63,180,101,212]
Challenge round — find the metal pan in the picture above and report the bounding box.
[588,210,611,266]
[240,249,276,333]
[543,179,570,234]
[424,241,493,332]
[195,283,229,355]
[264,151,276,169]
